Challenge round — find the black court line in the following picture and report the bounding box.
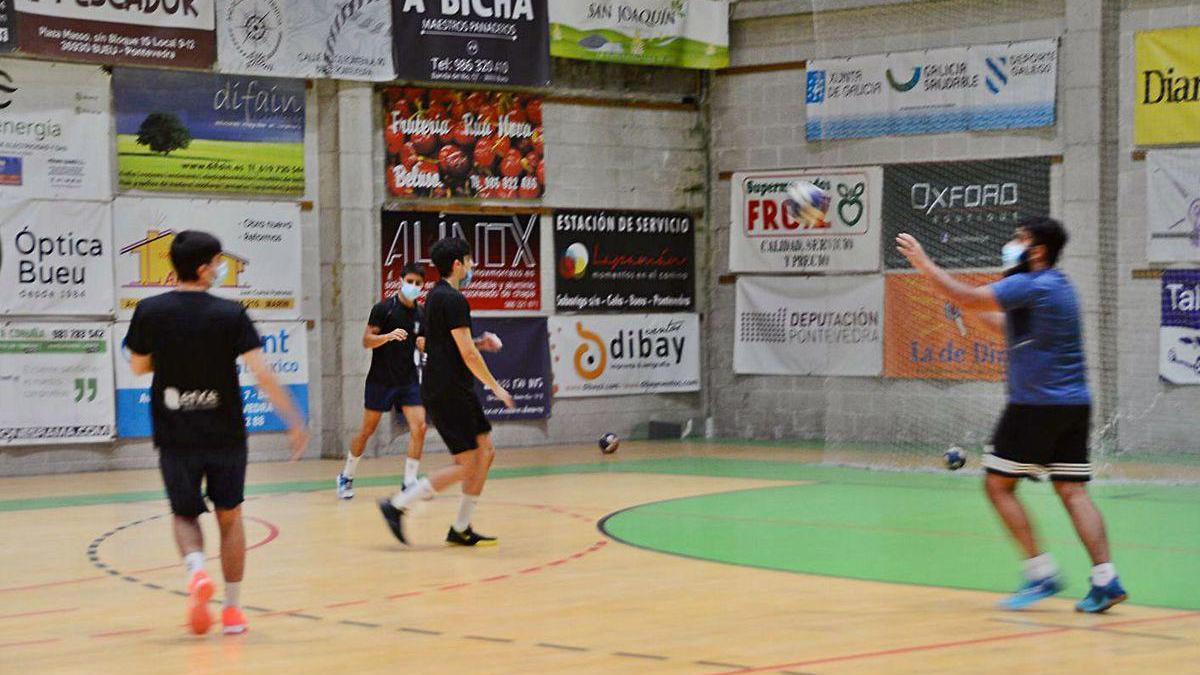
[613,651,669,660]
[990,617,1186,642]
[399,627,443,636]
[465,635,516,643]
[537,643,589,652]
[695,661,750,669]
[339,620,381,629]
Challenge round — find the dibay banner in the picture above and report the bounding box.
[549,313,700,397]
[549,0,728,70]
[806,39,1058,141]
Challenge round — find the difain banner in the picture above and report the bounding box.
[548,313,700,397]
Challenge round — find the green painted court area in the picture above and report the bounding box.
[116,136,305,195]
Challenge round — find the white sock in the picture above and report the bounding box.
[453,496,478,533]
[1024,553,1058,581]
[1091,562,1116,586]
[184,551,205,576]
[343,452,361,479]
[224,582,241,609]
[405,458,420,485]
[390,477,433,509]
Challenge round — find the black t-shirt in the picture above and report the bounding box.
[421,280,473,399]
[366,296,423,387]
[125,291,261,452]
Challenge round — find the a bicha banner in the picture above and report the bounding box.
[15,0,216,67]
[1146,149,1200,262]
[381,209,541,312]
[549,313,700,397]
[217,0,396,80]
[549,0,728,70]
[472,317,551,420]
[729,166,882,274]
[113,320,310,437]
[0,200,114,316]
[0,58,111,202]
[0,322,115,446]
[113,197,302,320]
[114,68,306,196]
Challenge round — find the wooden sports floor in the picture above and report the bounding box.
[2,441,1198,674]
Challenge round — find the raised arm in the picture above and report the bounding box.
[451,327,514,409]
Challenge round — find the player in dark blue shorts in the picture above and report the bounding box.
[897,216,1128,613]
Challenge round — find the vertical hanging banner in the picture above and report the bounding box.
[0,201,113,316]
[0,59,111,202]
[114,68,306,196]
[1146,149,1200,262]
[549,313,700,397]
[554,209,694,312]
[0,321,114,445]
[382,87,543,200]
[472,317,551,420]
[15,0,216,67]
[733,276,883,376]
[390,0,550,87]
[882,157,1051,270]
[549,0,728,70]
[217,0,396,80]
[805,39,1058,141]
[883,272,1006,381]
[729,167,882,274]
[1135,26,1200,146]
[114,321,309,437]
[113,197,302,320]
[1160,270,1200,384]
[381,209,541,311]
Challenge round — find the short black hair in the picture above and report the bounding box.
[400,262,426,279]
[1018,216,1068,267]
[430,237,471,277]
[169,230,222,282]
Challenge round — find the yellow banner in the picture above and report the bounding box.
[1135,26,1200,146]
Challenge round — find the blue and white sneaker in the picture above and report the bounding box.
[998,575,1062,610]
[336,473,355,500]
[1076,577,1128,613]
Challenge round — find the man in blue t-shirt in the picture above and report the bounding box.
[896,216,1127,614]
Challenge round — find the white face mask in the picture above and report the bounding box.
[1001,242,1027,271]
[400,281,422,301]
[210,260,229,287]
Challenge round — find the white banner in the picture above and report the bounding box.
[217,0,396,81]
[0,59,111,201]
[0,321,115,445]
[734,276,883,376]
[113,197,302,320]
[0,201,113,316]
[805,39,1058,141]
[549,313,700,397]
[729,166,882,274]
[1147,149,1200,263]
[114,320,310,437]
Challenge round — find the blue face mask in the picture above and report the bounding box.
[460,266,473,289]
[400,281,422,301]
[210,260,229,287]
[1001,242,1027,271]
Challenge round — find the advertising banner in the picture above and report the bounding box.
[472,317,551,420]
[1135,26,1200,146]
[0,321,114,445]
[729,166,882,273]
[805,39,1058,141]
[1160,270,1200,384]
[554,209,694,312]
[549,313,700,397]
[0,200,113,316]
[733,275,882,376]
[882,157,1051,270]
[883,272,1006,381]
[0,58,111,202]
[390,0,550,87]
[114,197,302,320]
[549,0,728,70]
[15,0,216,67]
[381,209,541,312]
[115,68,306,196]
[114,320,309,437]
[1146,149,1200,262]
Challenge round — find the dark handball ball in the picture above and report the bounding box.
[599,433,620,455]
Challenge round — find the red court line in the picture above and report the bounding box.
[0,607,79,620]
[91,628,153,639]
[0,575,105,593]
[1102,611,1200,629]
[481,575,510,583]
[0,638,61,649]
[387,591,425,600]
[325,599,370,609]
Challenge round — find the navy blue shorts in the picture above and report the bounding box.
[364,381,422,412]
[159,449,247,517]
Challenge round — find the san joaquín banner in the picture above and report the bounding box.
[549,0,728,70]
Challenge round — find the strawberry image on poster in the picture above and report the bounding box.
[383,87,545,201]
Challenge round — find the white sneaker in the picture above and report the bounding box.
[336,473,355,500]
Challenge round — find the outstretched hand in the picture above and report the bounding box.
[895,233,931,270]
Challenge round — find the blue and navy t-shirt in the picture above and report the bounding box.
[989,269,1091,406]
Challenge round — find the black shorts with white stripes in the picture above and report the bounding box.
[984,404,1092,482]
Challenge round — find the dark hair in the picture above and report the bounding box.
[1018,215,1068,267]
[400,262,426,279]
[169,230,222,282]
[430,237,471,277]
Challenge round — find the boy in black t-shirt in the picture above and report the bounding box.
[125,230,308,637]
[378,238,513,546]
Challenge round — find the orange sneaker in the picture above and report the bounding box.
[221,606,248,635]
[186,570,214,635]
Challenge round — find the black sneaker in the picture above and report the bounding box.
[377,498,407,544]
[446,525,497,547]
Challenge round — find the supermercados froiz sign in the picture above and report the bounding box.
[1135,26,1200,146]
